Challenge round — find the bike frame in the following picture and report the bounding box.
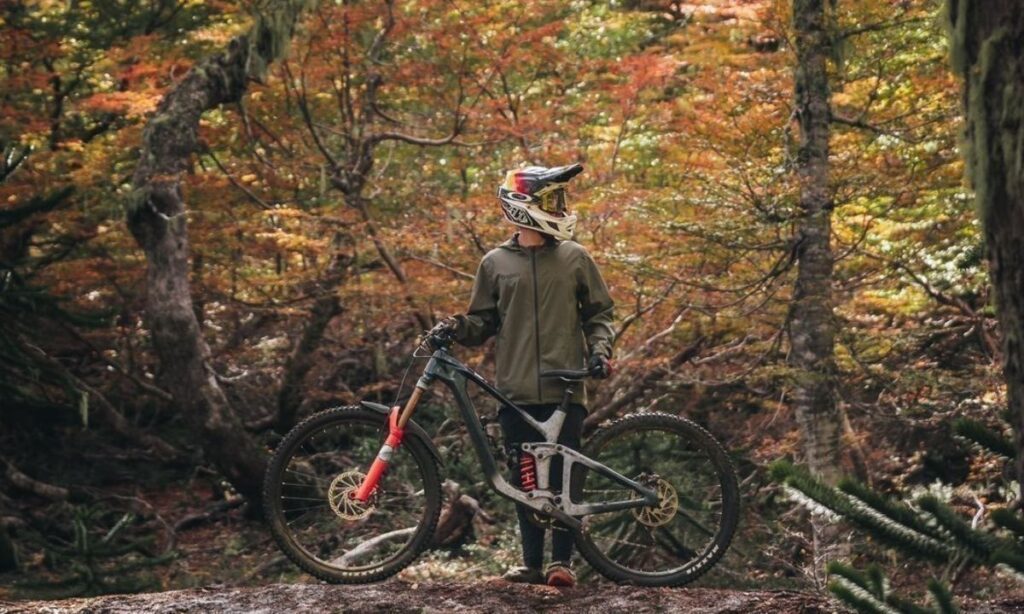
[354,345,659,532]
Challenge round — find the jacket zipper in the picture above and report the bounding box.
[531,249,542,402]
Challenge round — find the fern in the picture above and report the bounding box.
[953,418,1015,458]
[926,578,958,614]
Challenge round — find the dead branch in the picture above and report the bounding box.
[863,250,999,357]
[334,527,416,567]
[616,306,690,363]
[56,321,173,403]
[2,458,86,502]
[19,340,183,462]
[403,253,476,281]
[339,193,433,330]
[613,280,679,342]
[173,498,245,532]
[204,147,273,210]
[585,336,707,433]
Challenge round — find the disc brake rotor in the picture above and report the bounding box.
[328,470,374,520]
[631,476,679,527]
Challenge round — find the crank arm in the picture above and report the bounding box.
[536,502,582,532]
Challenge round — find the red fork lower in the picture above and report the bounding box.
[353,407,405,502]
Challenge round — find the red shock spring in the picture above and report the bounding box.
[519,452,537,492]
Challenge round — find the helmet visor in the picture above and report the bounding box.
[538,189,568,216]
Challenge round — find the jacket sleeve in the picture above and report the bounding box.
[577,248,616,359]
[454,257,500,347]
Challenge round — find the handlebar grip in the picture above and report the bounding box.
[539,368,595,380]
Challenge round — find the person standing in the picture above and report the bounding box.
[439,163,615,587]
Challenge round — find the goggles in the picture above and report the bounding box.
[537,188,568,216]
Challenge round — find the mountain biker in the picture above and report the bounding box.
[437,163,615,587]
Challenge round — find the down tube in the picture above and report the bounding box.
[439,375,504,484]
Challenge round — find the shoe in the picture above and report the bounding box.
[502,566,545,584]
[545,562,576,587]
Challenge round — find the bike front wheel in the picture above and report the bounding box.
[263,406,442,583]
[575,412,739,587]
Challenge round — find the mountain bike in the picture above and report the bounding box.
[263,324,739,586]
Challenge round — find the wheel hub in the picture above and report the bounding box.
[328,470,374,520]
[631,476,679,527]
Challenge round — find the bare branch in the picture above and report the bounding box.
[20,339,184,462]
[365,129,462,148]
[204,147,273,210]
[403,253,476,281]
[613,279,679,342]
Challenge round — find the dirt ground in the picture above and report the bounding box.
[1,580,1023,614]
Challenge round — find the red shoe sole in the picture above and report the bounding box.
[546,571,575,587]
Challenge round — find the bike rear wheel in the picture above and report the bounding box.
[263,406,442,583]
[575,412,739,587]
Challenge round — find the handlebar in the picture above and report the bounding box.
[539,367,600,381]
[423,323,605,380]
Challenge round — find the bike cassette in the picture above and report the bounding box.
[631,476,679,527]
[328,470,374,520]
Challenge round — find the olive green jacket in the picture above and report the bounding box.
[453,233,615,409]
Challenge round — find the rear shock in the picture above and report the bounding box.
[519,451,537,492]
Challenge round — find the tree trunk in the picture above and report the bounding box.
[947,1,1024,502]
[125,3,311,501]
[432,481,491,549]
[790,0,842,486]
[790,0,844,576]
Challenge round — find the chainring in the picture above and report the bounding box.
[526,509,556,528]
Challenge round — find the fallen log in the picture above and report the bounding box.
[334,527,416,566]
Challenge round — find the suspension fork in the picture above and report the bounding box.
[352,385,426,502]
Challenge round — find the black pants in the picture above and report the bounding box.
[498,402,586,569]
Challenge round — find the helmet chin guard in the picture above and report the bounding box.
[499,198,578,240]
[497,164,583,241]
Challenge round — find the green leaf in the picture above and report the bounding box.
[828,577,898,614]
[79,391,89,429]
[917,495,998,561]
[926,578,959,614]
[991,508,1024,539]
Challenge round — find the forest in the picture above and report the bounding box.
[2,0,1024,612]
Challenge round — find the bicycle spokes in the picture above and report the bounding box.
[270,412,435,573]
[578,416,737,580]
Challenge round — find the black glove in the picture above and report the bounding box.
[437,316,461,336]
[587,353,612,379]
[424,316,461,350]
